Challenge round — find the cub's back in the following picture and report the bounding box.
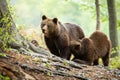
[90,31,110,56]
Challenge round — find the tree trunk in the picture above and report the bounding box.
[95,0,100,30]
[0,0,47,54]
[0,0,25,50]
[107,0,118,57]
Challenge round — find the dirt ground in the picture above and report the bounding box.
[0,50,120,80]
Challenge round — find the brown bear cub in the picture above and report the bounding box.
[41,15,85,60]
[70,30,111,66]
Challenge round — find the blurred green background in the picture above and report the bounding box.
[9,0,120,36]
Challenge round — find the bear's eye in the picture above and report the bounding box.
[47,25,50,28]
[41,24,45,27]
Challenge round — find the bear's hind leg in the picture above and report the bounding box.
[102,40,111,66]
[102,52,110,66]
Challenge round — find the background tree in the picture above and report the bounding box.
[95,0,100,30]
[0,0,47,53]
[0,0,24,50]
[107,0,118,57]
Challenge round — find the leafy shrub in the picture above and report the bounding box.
[0,74,10,80]
[110,56,120,69]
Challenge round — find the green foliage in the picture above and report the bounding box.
[46,62,51,68]
[0,53,7,57]
[117,20,120,30]
[0,14,12,51]
[63,61,68,66]
[46,72,52,76]
[110,46,120,69]
[111,46,120,55]
[110,56,120,69]
[0,74,10,80]
[17,25,25,31]
[0,0,16,51]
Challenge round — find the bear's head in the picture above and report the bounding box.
[41,15,60,38]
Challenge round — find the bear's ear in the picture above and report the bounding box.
[42,15,47,20]
[53,18,58,24]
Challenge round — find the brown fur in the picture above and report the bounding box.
[70,31,111,66]
[41,15,84,60]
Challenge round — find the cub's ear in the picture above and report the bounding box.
[75,44,80,50]
[53,18,58,24]
[42,15,47,20]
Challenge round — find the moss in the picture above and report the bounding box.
[0,74,10,80]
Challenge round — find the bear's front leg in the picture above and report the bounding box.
[44,36,60,56]
[60,47,71,60]
[55,34,71,60]
[93,59,99,65]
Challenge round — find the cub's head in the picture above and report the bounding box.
[70,40,82,56]
[41,15,59,37]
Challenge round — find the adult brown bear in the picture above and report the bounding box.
[41,15,84,60]
[70,30,111,66]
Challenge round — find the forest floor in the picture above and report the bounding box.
[0,28,120,80]
[0,49,120,80]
